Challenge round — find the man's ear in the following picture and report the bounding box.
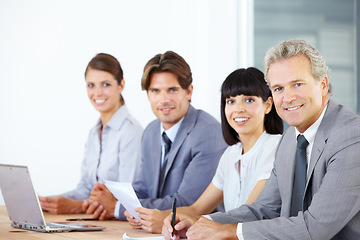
[320,75,329,97]
[265,96,273,114]
[187,84,193,101]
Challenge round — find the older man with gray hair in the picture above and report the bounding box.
[163,39,360,240]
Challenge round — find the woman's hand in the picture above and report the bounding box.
[39,195,84,214]
[82,182,116,220]
[162,212,199,240]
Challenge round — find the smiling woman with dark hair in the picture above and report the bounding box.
[179,67,283,214]
[139,67,283,234]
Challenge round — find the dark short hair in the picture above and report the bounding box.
[85,53,124,105]
[141,51,192,91]
[220,67,283,145]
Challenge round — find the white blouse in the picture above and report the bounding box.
[212,131,281,211]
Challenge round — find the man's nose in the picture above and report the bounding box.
[283,88,296,103]
[160,91,170,103]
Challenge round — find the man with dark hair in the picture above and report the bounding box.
[84,51,227,232]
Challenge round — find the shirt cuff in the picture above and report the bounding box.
[114,201,121,219]
[237,223,244,240]
[203,215,212,220]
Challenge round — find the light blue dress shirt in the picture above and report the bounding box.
[62,105,143,200]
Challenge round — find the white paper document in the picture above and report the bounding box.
[105,181,142,220]
[122,233,165,240]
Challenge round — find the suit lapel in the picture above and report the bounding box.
[305,101,336,202]
[280,127,297,213]
[151,123,162,197]
[306,132,326,187]
[158,105,197,193]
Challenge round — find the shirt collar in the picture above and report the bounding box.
[96,105,128,130]
[160,117,184,143]
[233,131,267,165]
[295,104,328,144]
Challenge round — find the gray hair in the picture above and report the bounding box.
[264,39,332,94]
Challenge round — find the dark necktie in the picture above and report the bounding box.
[290,134,309,216]
[158,132,172,196]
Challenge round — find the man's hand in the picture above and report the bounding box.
[82,182,117,220]
[39,195,84,214]
[162,212,199,240]
[186,217,238,240]
[134,207,171,233]
[125,210,142,229]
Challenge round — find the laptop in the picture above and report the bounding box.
[0,164,105,233]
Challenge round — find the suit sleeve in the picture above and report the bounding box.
[244,130,360,240]
[118,117,227,220]
[212,125,360,240]
[141,150,224,204]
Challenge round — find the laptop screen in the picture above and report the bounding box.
[0,164,46,226]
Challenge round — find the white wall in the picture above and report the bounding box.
[0,0,241,204]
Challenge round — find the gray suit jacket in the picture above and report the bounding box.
[118,105,227,220]
[210,100,360,239]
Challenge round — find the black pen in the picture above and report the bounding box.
[172,198,177,237]
[66,218,99,221]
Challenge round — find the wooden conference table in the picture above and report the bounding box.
[0,205,161,239]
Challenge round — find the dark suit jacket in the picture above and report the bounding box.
[118,105,227,219]
[210,100,360,239]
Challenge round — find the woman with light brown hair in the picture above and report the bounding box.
[39,53,143,215]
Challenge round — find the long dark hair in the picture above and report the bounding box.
[220,67,283,145]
